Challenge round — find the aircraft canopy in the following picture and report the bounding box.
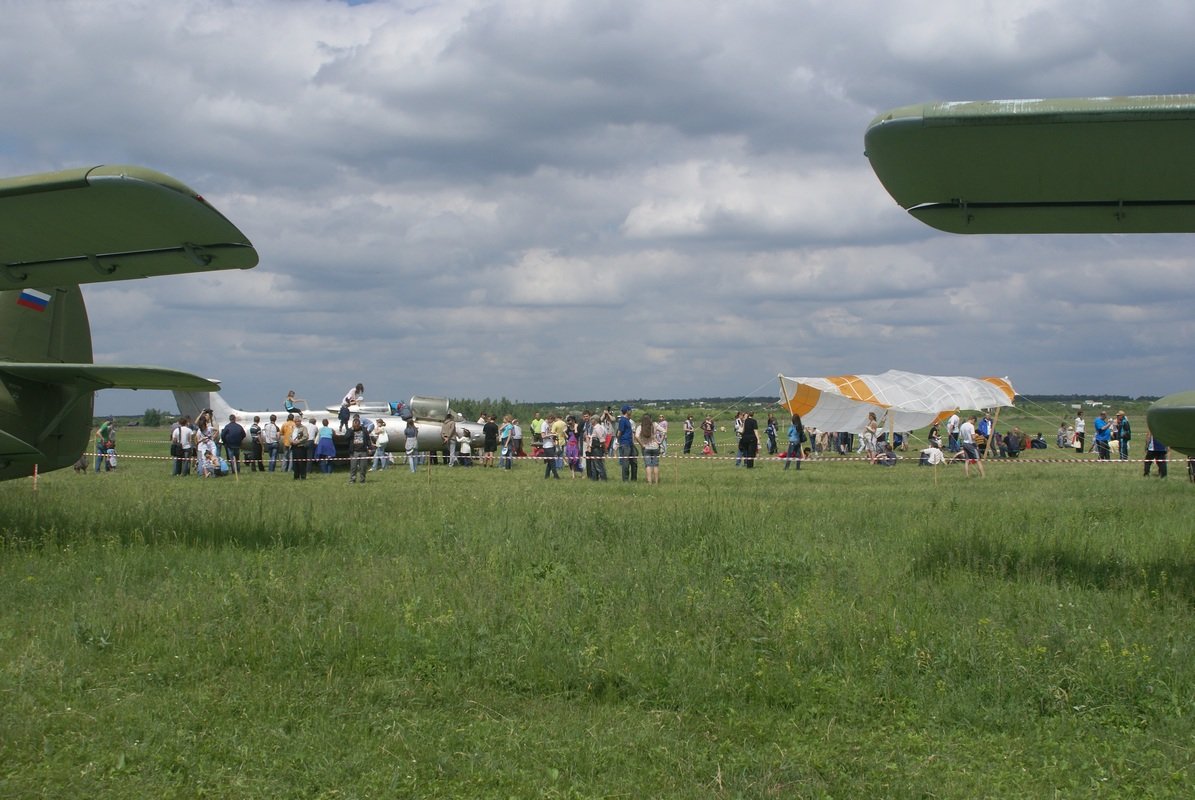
[778,370,1015,433]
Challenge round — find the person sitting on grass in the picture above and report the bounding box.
[871,442,898,466]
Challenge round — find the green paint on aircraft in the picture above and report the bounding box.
[865,95,1195,234]
[0,166,256,480]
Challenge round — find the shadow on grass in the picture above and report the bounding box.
[0,503,322,550]
[914,534,1195,603]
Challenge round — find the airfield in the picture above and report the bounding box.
[2,398,1193,797]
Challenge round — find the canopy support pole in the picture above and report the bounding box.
[986,406,1002,459]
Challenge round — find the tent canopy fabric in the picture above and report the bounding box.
[778,370,1015,433]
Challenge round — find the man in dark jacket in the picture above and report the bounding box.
[221,414,247,474]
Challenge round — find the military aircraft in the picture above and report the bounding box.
[171,389,487,456]
[865,94,1195,453]
[0,165,259,480]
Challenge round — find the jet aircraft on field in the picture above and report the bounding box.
[0,165,258,480]
[171,388,487,456]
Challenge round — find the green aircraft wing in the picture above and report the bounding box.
[0,363,218,393]
[0,165,258,286]
[865,95,1195,233]
[0,364,218,465]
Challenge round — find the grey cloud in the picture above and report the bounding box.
[3,0,1193,412]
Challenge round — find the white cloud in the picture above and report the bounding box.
[3,0,1193,412]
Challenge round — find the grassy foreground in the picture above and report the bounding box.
[2,435,1194,797]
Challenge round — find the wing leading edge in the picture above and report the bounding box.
[865,95,1195,233]
[0,165,259,286]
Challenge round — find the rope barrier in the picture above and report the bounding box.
[75,449,1183,467]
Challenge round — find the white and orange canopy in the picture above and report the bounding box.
[777,370,1015,433]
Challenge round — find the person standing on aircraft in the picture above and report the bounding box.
[338,383,364,433]
[284,390,301,415]
[221,414,247,474]
[347,417,371,483]
[683,415,695,454]
[342,383,364,408]
[1116,410,1132,460]
[441,413,458,466]
[263,414,280,471]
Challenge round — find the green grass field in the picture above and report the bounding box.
[2,420,1193,798]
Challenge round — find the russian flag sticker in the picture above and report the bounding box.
[16,288,51,312]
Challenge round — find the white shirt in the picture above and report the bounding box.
[921,446,945,465]
[960,421,976,445]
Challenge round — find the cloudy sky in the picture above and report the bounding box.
[6,1,1194,413]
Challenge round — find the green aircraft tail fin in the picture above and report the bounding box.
[0,285,94,476]
[0,285,92,364]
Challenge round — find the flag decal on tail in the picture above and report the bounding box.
[16,289,51,312]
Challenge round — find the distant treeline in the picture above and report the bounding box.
[1019,395,1160,404]
[101,395,1163,427]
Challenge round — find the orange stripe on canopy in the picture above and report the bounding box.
[981,377,1016,403]
[931,410,955,426]
[828,375,884,406]
[786,382,822,416]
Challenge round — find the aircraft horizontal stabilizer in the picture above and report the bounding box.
[0,363,218,392]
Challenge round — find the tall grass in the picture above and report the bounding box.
[2,440,1193,796]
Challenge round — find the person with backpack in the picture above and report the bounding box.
[171,416,195,476]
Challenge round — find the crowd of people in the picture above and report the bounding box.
[115,388,1180,482]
